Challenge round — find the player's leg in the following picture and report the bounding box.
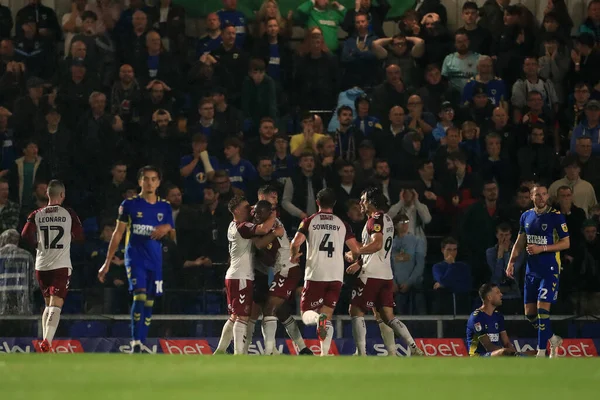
[128,266,147,353]
[489,348,517,357]
[523,274,540,351]
[316,282,342,357]
[300,281,323,326]
[538,275,562,358]
[374,309,397,356]
[246,271,268,353]
[215,279,237,354]
[276,303,312,355]
[231,279,253,355]
[245,302,262,354]
[349,276,369,356]
[263,295,285,356]
[44,295,64,346]
[139,270,160,345]
[41,268,70,351]
[36,270,51,352]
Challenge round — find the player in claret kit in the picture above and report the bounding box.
[21,180,85,353]
[507,183,570,358]
[346,188,423,356]
[214,197,283,355]
[98,166,175,354]
[290,188,361,356]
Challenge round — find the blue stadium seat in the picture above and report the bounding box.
[111,322,131,337]
[69,321,107,337]
[62,291,84,314]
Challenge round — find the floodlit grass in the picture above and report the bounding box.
[1,355,599,400]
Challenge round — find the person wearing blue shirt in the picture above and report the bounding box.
[354,96,382,137]
[466,283,521,357]
[179,134,219,205]
[570,100,600,155]
[197,13,222,57]
[507,183,570,358]
[98,166,175,354]
[461,56,507,107]
[217,0,247,49]
[341,12,384,89]
[272,134,296,181]
[222,137,257,192]
[432,237,473,314]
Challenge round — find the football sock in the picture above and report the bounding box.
[45,306,61,345]
[526,314,539,330]
[140,298,154,343]
[131,293,146,342]
[262,316,278,355]
[538,308,552,352]
[283,316,306,351]
[233,319,248,355]
[41,307,49,339]
[388,317,416,347]
[243,318,256,354]
[351,316,367,356]
[215,318,234,353]
[378,320,396,356]
[301,310,320,326]
[320,320,333,356]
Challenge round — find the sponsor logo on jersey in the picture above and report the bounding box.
[159,339,212,354]
[474,322,482,332]
[561,223,568,232]
[132,224,155,236]
[487,333,500,342]
[373,224,381,232]
[527,234,548,245]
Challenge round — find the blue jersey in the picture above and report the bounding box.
[179,154,220,204]
[462,78,507,106]
[197,34,223,57]
[354,116,382,137]
[217,9,247,48]
[222,158,257,191]
[466,308,505,356]
[118,196,174,272]
[519,208,569,276]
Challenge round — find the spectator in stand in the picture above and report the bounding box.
[511,57,559,118]
[110,64,142,126]
[340,11,387,89]
[252,0,293,40]
[342,0,389,38]
[332,161,362,216]
[484,107,516,161]
[164,183,196,250]
[459,179,502,286]
[504,185,532,237]
[417,64,461,117]
[16,0,61,42]
[296,0,346,53]
[462,56,507,108]
[331,105,364,162]
[568,219,600,315]
[554,186,586,254]
[141,80,175,124]
[114,0,154,39]
[391,212,426,315]
[62,0,88,57]
[244,117,277,167]
[414,0,447,27]
[20,180,48,222]
[432,126,462,179]
[189,99,227,159]
[570,99,600,156]
[574,136,600,199]
[517,124,559,186]
[131,30,179,89]
[212,87,243,137]
[414,159,443,220]
[374,106,405,160]
[290,112,325,157]
[432,101,455,144]
[12,77,45,143]
[372,158,401,206]
[517,91,559,152]
[579,0,600,43]
[458,82,494,128]
[0,4,12,41]
[441,32,479,93]
[196,184,231,265]
[142,109,185,185]
[213,169,242,207]
[538,34,570,105]
[393,130,422,181]
[0,109,16,176]
[354,139,376,186]
[315,135,338,186]
[217,0,248,49]
[8,139,49,210]
[57,39,87,84]
[221,137,257,192]
[480,133,512,203]
[405,95,435,140]
[179,133,218,205]
[459,120,482,168]
[294,27,340,112]
[439,152,480,225]
[549,156,598,217]
[282,152,323,227]
[0,179,19,234]
[246,158,283,205]
[420,12,453,68]
[57,57,100,131]
[543,0,573,38]
[119,9,148,66]
[36,107,71,182]
[197,13,222,57]
[13,15,56,81]
[376,34,425,89]
[432,237,472,314]
[86,0,120,35]
[152,0,186,60]
[0,43,24,109]
[486,223,524,314]
[456,2,492,56]
[353,96,382,138]
[97,161,131,219]
[241,58,277,136]
[561,83,590,145]
[272,133,295,180]
[388,187,431,246]
[371,64,411,125]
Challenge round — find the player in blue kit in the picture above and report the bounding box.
[98,166,175,353]
[507,183,570,358]
[467,283,518,357]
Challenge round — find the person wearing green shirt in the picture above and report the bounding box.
[296,0,346,53]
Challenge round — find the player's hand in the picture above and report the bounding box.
[399,283,409,293]
[433,282,442,290]
[113,279,125,287]
[424,191,437,201]
[273,225,285,238]
[505,263,515,279]
[290,252,302,264]
[346,262,361,274]
[345,250,356,262]
[526,244,543,255]
[151,224,172,240]
[98,262,110,283]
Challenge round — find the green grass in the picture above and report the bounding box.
[1,355,599,399]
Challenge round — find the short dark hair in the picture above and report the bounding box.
[164,182,180,196]
[256,156,272,165]
[213,169,229,180]
[496,222,512,232]
[527,90,543,100]
[562,154,581,169]
[557,185,572,195]
[362,186,389,211]
[298,152,314,162]
[336,159,354,172]
[479,283,498,302]
[482,179,498,188]
[228,195,247,213]
[254,199,272,215]
[416,159,433,171]
[249,58,266,72]
[258,185,278,197]
[259,117,275,127]
[81,10,98,21]
[316,188,337,209]
[462,1,478,11]
[337,105,353,117]
[505,5,521,15]
[517,185,530,194]
[224,137,243,150]
[441,236,458,249]
[137,165,161,181]
[192,133,208,143]
[374,158,389,169]
[532,182,548,192]
[530,122,545,133]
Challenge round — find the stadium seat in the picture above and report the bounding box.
[111,322,131,338]
[62,291,84,314]
[69,321,108,338]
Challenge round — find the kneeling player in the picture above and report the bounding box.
[346,188,423,356]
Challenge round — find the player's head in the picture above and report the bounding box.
[360,186,388,215]
[316,188,336,210]
[137,165,161,195]
[479,283,502,307]
[257,185,278,206]
[47,179,65,204]
[531,183,549,209]
[228,195,250,221]
[253,200,273,224]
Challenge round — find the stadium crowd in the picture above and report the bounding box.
[1,0,600,318]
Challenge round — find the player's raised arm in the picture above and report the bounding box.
[506,233,526,279]
[98,221,127,283]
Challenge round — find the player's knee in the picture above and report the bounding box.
[349,305,364,317]
[49,296,64,308]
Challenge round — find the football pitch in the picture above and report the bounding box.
[1,355,599,400]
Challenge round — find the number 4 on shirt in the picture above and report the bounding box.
[319,233,335,258]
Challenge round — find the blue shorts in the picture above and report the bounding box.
[524,273,559,304]
[126,265,163,297]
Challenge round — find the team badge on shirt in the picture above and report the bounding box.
[561,223,568,232]
[542,224,547,231]
[474,322,482,332]
[136,212,143,218]
[157,213,164,222]
[373,224,382,232]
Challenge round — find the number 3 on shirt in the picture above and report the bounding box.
[155,280,164,294]
[319,233,335,258]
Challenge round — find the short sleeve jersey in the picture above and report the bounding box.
[466,309,506,356]
[298,211,354,282]
[118,196,174,271]
[361,212,394,280]
[227,220,257,280]
[519,207,569,276]
[255,219,295,274]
